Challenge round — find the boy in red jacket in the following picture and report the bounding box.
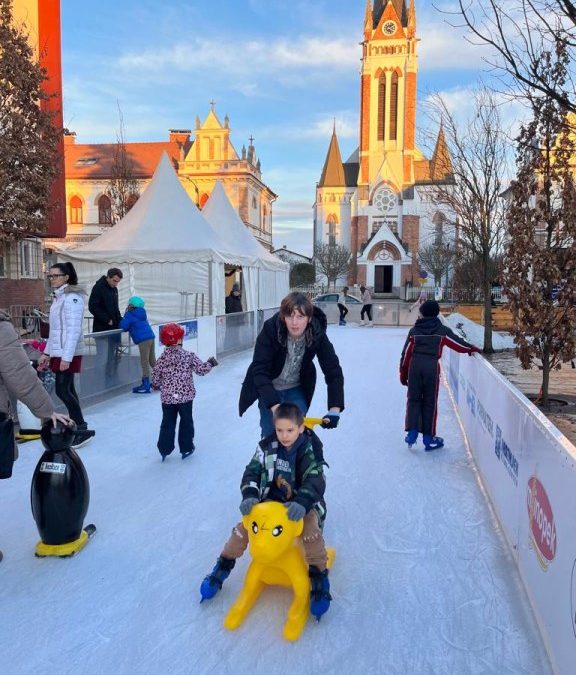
[400,301,480,451]
[151,323,217,461]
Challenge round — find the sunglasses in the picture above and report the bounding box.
[47,273,66,279]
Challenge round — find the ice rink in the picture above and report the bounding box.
[0,327,552,675]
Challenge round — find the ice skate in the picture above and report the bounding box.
[70,424,95,449]
[359,319,366,327]
[200,556,236,601]
[423,435,444,451]
[181,443,195,460]
[132,377,151,394]
[405,429,418,448]
[309,565,331,620]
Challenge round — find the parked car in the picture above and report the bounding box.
[314,293,362,304]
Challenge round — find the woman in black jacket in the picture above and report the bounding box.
[239,292,344,436]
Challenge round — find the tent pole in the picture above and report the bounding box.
[257,267,260,310]
[208,262,213,315]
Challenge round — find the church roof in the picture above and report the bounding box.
[64,140,184,180]
[373,0,407,28]
[318,130,346,187]
[430,125,454,181]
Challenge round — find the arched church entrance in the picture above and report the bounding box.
[367,242,402,294]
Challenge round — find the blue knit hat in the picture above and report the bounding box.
[128,296,145,308]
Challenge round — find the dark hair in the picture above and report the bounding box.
[50,262,78,285]
[273,402,304,426]
[360,286,366,293]
[107,267,123,279]
[279,292,313,321]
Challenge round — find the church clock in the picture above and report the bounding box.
[383,20,397,36]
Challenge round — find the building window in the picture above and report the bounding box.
[378,75,386,141]
[262,205,267,231]
[389,72,398,141]
[126,193,139,212]
[252,196,257,209]
[326,213,339,246]
[433,212,446,244]
[373,186,397,214]
[19,239,41,279]
[98,195,112,224]
[70,196,83,224]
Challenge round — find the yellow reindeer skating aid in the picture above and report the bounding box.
[223,500,335,641]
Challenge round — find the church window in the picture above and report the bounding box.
[209,138,215,160]
[262,205,267,231]
[70,196,83,224]
[373,187,397,214]
[98,195,112,224]
[326,213,339,246]
[378,74,386,141]
[126,193,139,211]
[433,212,446,244]
[252,196,257,209]
[389,72,398,141]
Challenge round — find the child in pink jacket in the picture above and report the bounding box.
[151,323,217,461]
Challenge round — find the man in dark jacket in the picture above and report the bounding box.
[399,300,480,451]
[88,268,123,332]
[239,292,344,437]
[225,283,243,314]
[88,268,123,380]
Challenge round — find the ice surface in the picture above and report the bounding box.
[0,327,550,675]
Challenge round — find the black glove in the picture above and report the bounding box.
[321,412,340,429]
[207,356,218,367]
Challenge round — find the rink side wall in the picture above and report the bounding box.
[442,350,576,675]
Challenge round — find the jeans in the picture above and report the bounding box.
[55,371,85,426]
[361,304,373,321]
[157,401,194,456]
[258,386,308,437]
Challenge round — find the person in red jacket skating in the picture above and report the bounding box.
[399,300,480,451]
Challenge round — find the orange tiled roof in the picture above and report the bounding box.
[64,141,185,179]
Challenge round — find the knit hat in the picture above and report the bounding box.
[420,300,440,318]
[232,283,240,292]
[128,296,145,308]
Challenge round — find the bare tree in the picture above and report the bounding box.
[448,0,576,111]
[313,243,351,289]
[0,0,60,242]
[427,87,510,352]
[417,236,456,286]
[105,104,140,224]
[503,43,576,408]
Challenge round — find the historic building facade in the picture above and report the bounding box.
[58,105,277,251]
[313,0,454,296]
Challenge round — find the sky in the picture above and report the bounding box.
[60,0,506,256]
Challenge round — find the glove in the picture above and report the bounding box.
[285,501,306,521]
[400,374,408,386]
[207,356,218,367]
[321,412,340,429]
[239,497,258,516]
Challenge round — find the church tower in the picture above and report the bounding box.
[359,0,417,190]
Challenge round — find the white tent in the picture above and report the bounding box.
[201,180,289,311]
[56,154,288,323]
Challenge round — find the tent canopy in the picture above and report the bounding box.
[56,154,289,321]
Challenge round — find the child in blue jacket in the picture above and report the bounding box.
[120,296,156,393]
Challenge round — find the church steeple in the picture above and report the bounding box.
[372,0,408,29]
[364,0,373,39]
[430,124,453,181]
[318,127,345,187]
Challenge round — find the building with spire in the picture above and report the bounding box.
[314,0,454,295]
[60,104,276,250]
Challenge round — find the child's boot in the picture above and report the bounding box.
[423,435,444,451]
[132,377,151,394]
[200,556,236,601]
[405,429,418,447]
[309,565,331,620]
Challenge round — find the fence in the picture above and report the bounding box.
[314,300,415,326]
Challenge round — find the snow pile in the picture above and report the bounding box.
[443,312,516,350]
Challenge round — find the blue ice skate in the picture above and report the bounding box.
[309,566,331,620]
[423,435,444,451]
[405,429,418,448]
[132,377,151,394]
[200,556,236,602]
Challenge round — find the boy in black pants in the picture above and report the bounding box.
[399,300,480,450]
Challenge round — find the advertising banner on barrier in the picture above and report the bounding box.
[443,351,576,675]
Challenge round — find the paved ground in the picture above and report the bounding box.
[486,349,576,446]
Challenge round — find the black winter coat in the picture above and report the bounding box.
[239,306,344,416]
[225,293,243,314]
[88,276,122,332]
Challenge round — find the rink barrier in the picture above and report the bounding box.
[443,349,576,675]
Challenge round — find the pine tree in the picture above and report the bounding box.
[503,43,576,408]
[0,0,59,243]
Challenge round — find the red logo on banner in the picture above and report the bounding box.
[527,476,557,570]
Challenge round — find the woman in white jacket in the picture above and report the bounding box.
[39,262,92,448]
